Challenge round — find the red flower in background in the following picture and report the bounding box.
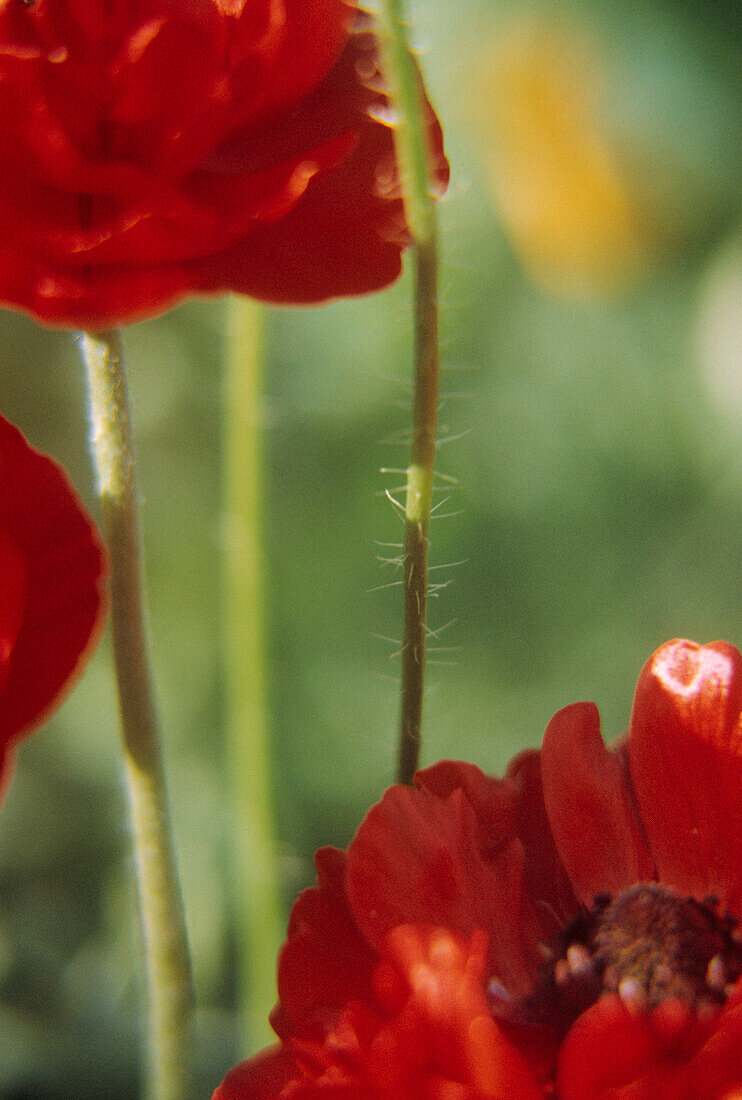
[0,0,448,329]
[215,639,742,1098]
[0,414,106,797]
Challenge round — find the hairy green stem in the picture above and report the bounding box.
[80,330,195,1100]
[374,0,441,784]
[222,296,283,1051]
[397,237,439,785]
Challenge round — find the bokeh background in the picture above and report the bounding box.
[0,0,740,1094]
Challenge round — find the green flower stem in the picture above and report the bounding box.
[80,330,195,1100]
[223,296,283,1052]
[374,0,441,784]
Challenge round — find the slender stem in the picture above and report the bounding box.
[397,237,440,785]
[222,296,283,1052]
[80,330,195,1100]
[374,0,441,784]
[373,0,437,248]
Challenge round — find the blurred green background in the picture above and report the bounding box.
[0,0,740,1094]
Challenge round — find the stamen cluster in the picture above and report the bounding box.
[510,883,742,1036]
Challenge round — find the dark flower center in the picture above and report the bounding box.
[492,882,742,1035]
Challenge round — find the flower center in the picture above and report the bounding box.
[493,883,742,1035]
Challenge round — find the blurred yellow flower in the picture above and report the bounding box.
[477,22,652,297]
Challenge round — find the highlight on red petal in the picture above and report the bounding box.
[0,414,107,792]
[629,639,742,911]
[375,925,543,1098]
[217,926,543,1098]
[0,1,448,327]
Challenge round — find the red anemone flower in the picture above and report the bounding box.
[215,639,742,1098]
[0,0,448,329]
[0,413,107,797]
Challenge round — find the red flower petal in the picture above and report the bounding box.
[196,29,449,306]
[420,755,578,935]
[259,928,543,1098]
[216,0,350,129]
[0,528,29,696]
[0,3,448,327]
[346,768,542,997]
[0,416,107,790]
[372,925,542,1098]
[0,528,29,791]
[629,639,742,911]
[504,750,580,933]
[540,702,654,905]
[558,994,670,1099]
[558,989,742,1099]
[216,637,742,1099]
[273,846,376,1044]
[212,1045,299,1100]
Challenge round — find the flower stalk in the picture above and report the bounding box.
[374,0,441,784]
[222,296,284,1051]
[80,330,195,1100]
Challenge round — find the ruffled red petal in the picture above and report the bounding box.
[369,925,542,1098]
[629,639,742,911]
[218,0,351,135]
[295,927,542,1098]
[0,0,349,166]
[419,756,578,937]
[0,417,107,771]
[0,4,448,327]
[196,29,449,307]
[273,846,376,1044]
[540,702,654,905]
[346,767,541,997]
[216,928,543,1098]
[0,529,29,697]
